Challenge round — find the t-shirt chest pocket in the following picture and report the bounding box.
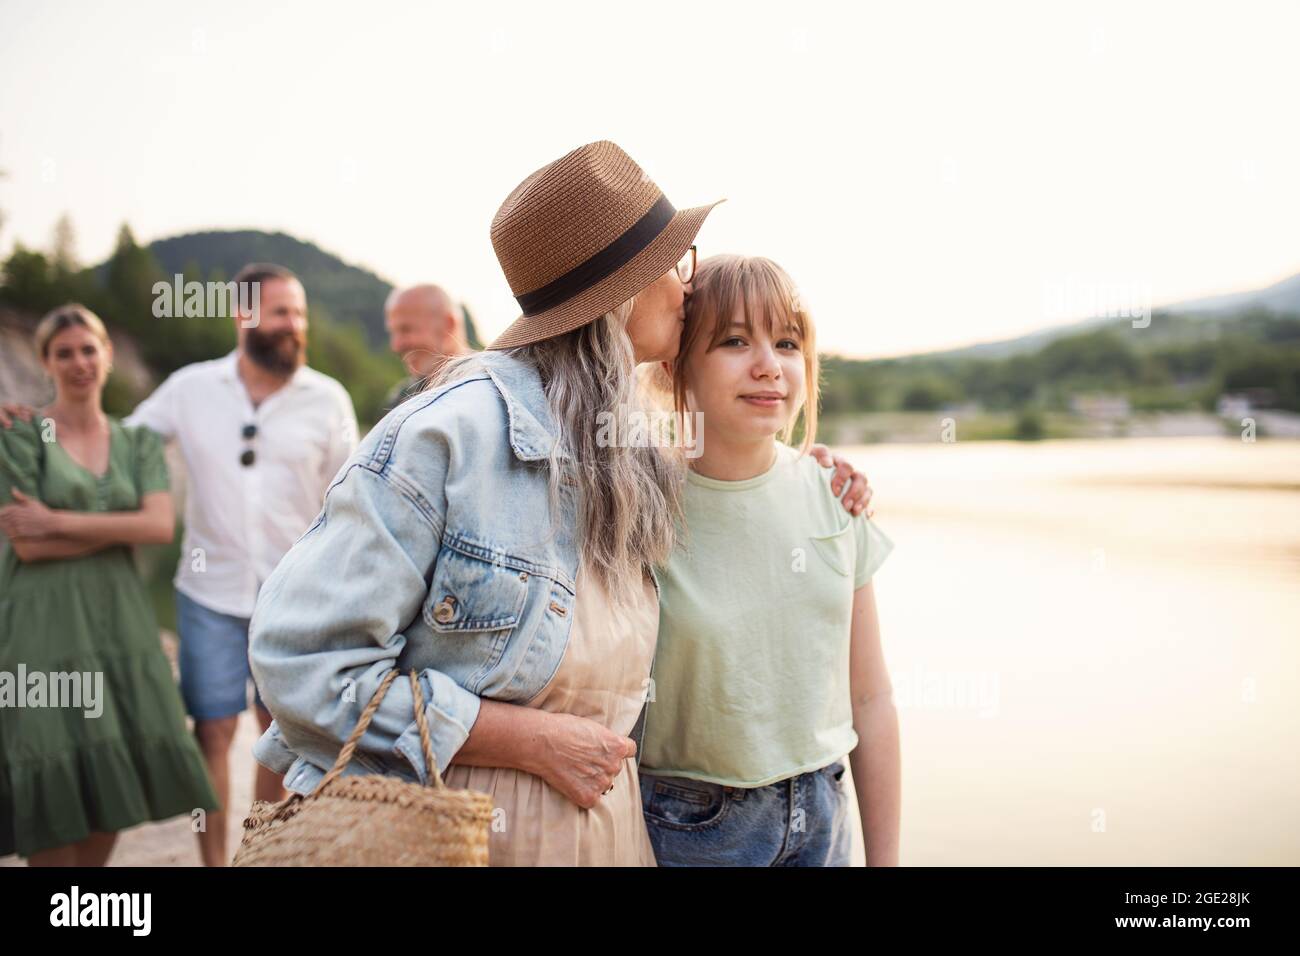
[808,524,854,577]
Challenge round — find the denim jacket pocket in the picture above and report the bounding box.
[423,544,530,633]
[809,525,853,577]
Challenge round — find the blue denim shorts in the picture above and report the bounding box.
[175,589,266,721]
[639,760,852,866]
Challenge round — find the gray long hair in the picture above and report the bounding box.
[425,300,684,603]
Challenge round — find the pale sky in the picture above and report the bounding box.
[2,0,1297,358]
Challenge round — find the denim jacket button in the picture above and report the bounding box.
[433,596,458,624]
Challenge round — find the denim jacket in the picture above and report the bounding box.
[249,350,652,795]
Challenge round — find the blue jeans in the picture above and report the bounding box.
[639,760,852,866]
[176,589,266,720]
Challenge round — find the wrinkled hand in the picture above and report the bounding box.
[0,489,59,539]
[533,711,637,809]
[810,443,874,517]
[0,403,37,429]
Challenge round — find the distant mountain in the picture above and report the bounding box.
[909,269,1300,363]
[141,229,482,349]
[1158,271,1300,316]
[924,314,1118,361]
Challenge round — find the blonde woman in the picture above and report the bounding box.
[0,305,218,866]
[246,143,871,865]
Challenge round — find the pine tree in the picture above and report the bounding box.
[105,223,168,363]
[50,213,79,273]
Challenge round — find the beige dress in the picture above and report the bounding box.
[442,561,659,866]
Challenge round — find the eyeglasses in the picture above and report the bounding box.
[240,422,257,467]
[676,245,697,285]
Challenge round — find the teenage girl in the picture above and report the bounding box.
[638,254,900,866]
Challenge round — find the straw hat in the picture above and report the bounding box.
[487,140,724,350]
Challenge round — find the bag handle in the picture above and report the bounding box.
[267,668,446,810]
[257,669,445,826]
[312,668,445,794]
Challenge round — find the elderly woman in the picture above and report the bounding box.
[247,141,869,865]
[0,305,218,865]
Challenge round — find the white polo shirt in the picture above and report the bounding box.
[126,350,358,618]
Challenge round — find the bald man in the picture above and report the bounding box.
[382,284,471,413]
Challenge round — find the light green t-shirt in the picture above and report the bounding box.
[640,441,894,787]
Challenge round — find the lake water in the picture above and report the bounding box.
[839,436,1300,865]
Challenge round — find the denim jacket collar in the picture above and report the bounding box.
[472,351,568,462]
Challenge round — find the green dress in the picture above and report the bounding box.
[0,416,218,858]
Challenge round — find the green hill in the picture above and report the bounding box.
[4,225,447,426]
[148,230,394,345]
[820,308,1300,421]
[129,229,482,350]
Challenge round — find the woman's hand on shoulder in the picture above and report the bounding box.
[810,443,874,517]
[0,403,37,429]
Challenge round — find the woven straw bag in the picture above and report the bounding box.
[233,669,493,866]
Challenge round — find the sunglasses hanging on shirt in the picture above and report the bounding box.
[240,423,257,467]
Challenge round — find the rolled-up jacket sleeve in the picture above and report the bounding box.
[249,454,480,784]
